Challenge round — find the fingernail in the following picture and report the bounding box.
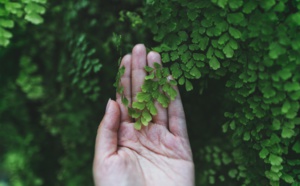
[106,98,112,112]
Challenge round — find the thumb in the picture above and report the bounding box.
[94,99,121,160]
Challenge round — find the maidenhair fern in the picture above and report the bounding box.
[115,62,177,129]
[0,0,47,47]
[115,0,300,185]
[68,34,102,101]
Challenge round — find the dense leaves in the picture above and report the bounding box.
[1,0,300,186]
[122,63,177,129]
[0,0,46,46]
[141,0,300,185]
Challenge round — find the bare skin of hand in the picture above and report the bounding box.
[93,44,195,186]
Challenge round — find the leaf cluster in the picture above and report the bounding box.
[118,62,177,129]
[0,0,46,46]
[143,0,300,185]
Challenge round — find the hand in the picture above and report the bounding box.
[93,44,195,186]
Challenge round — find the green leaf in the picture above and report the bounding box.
[218,34,230,45]
[243,1,257,14]
[179,76,185,85]
[227,13,244,25]
[141,80,152,92]
[93,64,102,72]
[243,132,250,141]
[290,91,300,101]
[0,19,14,28]
[25,13,44,25]
[193,53,205,61]
[187,10,198,21]
[132,102,146,110]
[170,51,179,61]
[170,63,182,79]
[292,141,300,153]
[284,82,300,92]
[181,51,191,62]
[272,119,281,130]
[229,120,236,130]
[134,121,142,130]
[281,174,294,184]
[228,0,243,9]
[147,102,157,115]
[229,27,242,39]
[141,116,149,126]
[156,69,162,78]
[278,69,292,80]
[164,85,177,100]
[162,68,170,77]
[0,37,10,47]
[259,148,269,159]
[269,42,286,59]
[169,80,177,86]
[271,165,283,173]
[157,94,169,108]
[0,27,13,38]
[281,100,291,114]
[260,0,276,10]
[162,53,170,62]
[178,31,188,41]
[142,109,151,122]
[209,57,221,70]
[25,3,46,14]
[158,77,167,85]
[214,50,225,59]
[190,66,201,78]
[273,2,285,12]
[122,97,129,106]
[145,73,155,80]
[206,47,214,59]
[144,66,153,72]
[209,176,215,184]
[223,43,234,58]
[269,154,283,166]
[281,127,294,138]
[199,36,209,50]
[216,0,228,8]
[154,62,161,69]
[132,111,141,119]
[228,169,238,178]
[262,87,276,98]
[136,92,151,102]
[185,79,193,91]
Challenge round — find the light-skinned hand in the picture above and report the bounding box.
[93,44,195,186]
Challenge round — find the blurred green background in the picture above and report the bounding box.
[1,0,300,186]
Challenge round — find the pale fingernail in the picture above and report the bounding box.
[106,98,112,112]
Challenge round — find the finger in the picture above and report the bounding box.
[147,51,168,126]
[94,99,120,160]
[168,84,188,138]
[116,54,132,123]
[131,44,147,102]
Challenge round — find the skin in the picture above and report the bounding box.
[93,44,195,186]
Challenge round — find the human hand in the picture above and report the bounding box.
[93,44,195,186]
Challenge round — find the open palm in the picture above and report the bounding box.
[93,44,195,186]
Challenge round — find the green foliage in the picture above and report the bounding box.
[68,34,102,101]
[0,0,46,46]
[16,56,44,99]
[0,0,145,185]
[1,0,300,186]
[142,0,300,185]
[117,62,177,129]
